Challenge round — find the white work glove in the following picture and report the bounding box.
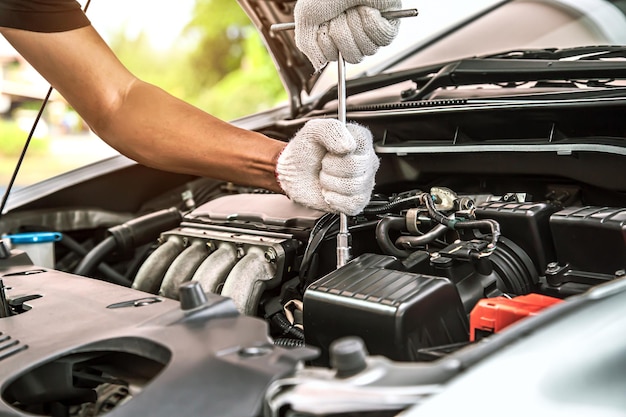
[294,0,402,71]
[276,119,379,216]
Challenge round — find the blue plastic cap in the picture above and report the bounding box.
[7,232,62,244]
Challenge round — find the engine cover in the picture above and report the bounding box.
[0,258,308,417]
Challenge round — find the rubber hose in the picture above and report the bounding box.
[375,216,412,258]
[59,233,130,286]
[395,224,448,249]
[272,313,304,340]
[73,235,117,278]
[274,338,306,348]
[74,208,182,279]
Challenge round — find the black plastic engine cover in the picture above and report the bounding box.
[303,254,468,364]
[0,262,309,417]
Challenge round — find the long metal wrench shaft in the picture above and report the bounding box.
[269,8,419,268]
[336,52,350,268]
[336,10,419,268]
[270,9,418,32]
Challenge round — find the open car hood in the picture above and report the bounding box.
[237,0,319,115]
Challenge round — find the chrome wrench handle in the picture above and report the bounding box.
[270,9,419,32]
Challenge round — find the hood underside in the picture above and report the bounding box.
[237,0,319,113]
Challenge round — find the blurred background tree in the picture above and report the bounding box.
[110,0,287,121]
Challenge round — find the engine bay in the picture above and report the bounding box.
[1,92,626,416]
[2,168,625,416]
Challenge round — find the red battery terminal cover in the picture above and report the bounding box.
[470,293,563,341]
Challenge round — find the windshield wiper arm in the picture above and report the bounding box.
[408,58,626,101]
[481,45,626,61]
[309,63,445,116]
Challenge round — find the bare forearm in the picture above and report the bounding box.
[0,25,286,193]
[92,79,286,192]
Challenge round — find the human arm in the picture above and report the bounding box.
[0,25,286,193]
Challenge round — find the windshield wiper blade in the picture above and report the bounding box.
[308,63,445,116]
[408,58,626,101]
[481,45,626,61]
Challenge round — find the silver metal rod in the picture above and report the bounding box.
[273,7,419,268]
[270,9,418,32]
[336,52,351,268]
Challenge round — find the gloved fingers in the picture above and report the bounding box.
[320,152,380,215]
[356,6,400,47]
[323,188,375,216]
[296,24,329,71]
[276,157,332,213]
[285,180,332,212]
[317,22,340,64]
[295,0,402,25]
[297,119,357,155]
[328,11,373,65]
[320,151,375,179]
[294,0,402,70]
[346,122,375,153]
[320,169,375,197]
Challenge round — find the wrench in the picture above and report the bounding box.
[271,8,418,267]
[270,9,419,32]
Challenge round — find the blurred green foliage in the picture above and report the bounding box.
[0,119,48,157]
[110,0,287,121]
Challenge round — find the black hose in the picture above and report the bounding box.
[422,193,501,251]
[58,233,130,287]
[395,224,448,249]
[271,312,304,340]
[375,216,411,258]
[73,208,182,279]
[74,235,117,278]
[274,338,306,348]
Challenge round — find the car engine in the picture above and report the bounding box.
[2,76,626,417]
[3,169,625,416]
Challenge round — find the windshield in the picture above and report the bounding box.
[311,0,626,96]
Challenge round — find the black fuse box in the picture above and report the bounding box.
[550,206,626,275]
[303,254,468,364]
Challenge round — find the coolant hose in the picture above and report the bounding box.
[421,193,501,252]
[395,224,448,249]
[73,235,117,278]
[107,207,182,253]
[375,216,412,258]
[59,233,130,286]
[73,208,182,278]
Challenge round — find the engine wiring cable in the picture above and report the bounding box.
[420,193,501,256]
[363,193,423,215]
[298,213,339,284]
[0,0,92,219]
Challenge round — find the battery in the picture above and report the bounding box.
[470,293,562,341]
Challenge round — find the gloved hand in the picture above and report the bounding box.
[276,119,379,215]
[294,0,402,71]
